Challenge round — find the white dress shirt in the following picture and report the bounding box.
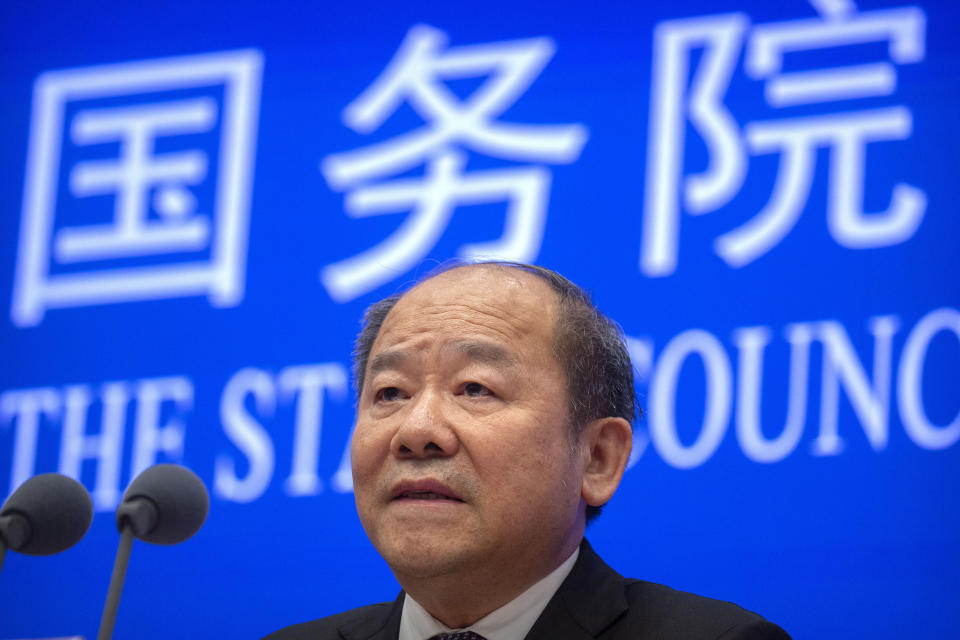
[398,547,580,640]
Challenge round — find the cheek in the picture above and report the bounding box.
[350,422,386,484]
[474,424,573,492]
[350,430,382,527]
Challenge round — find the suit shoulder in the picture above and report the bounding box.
[620,580,791,639]
[260,601,394,640]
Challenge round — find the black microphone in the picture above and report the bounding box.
[97,464,209,640]
[115,463,209,545]
[0,473,93,575]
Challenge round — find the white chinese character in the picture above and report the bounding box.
[320,25,588,302]
[642,1,926,277]
[12,49,263,327]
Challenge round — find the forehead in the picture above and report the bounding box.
[372,266,559,355]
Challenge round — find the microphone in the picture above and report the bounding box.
[0,473,93,575]
[115,463,209,545]
[98,464,209,640]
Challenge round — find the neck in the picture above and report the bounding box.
[397,536,582,629]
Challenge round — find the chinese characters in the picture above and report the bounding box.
[320,25,588,302]
[643,0,926,276]
[12,50,262,326]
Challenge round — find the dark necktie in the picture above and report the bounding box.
[427,633,488,640]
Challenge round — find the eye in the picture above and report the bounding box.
[375,386,406,403]
[462,382,494,398]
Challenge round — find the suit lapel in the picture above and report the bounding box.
[338,592,405,640]
[524,540,628,640]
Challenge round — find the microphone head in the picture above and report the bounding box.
[0,473,93,556]
[118,464,209,545]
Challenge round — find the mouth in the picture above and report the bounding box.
[391,480,464,503]
[395,491,464,502]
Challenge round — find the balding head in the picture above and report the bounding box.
[355,262,638,431]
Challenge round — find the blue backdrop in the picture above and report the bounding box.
[2,0,958,638]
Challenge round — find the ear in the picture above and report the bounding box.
[579,417,632,508]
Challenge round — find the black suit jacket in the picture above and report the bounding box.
[262,540,791,640]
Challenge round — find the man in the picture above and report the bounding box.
[264,262,790,640]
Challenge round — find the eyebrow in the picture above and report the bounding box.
[366,341,516,379]
[453,341,516,369]
[367,350,408,379]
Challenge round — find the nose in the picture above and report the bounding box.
[390,389,459,459]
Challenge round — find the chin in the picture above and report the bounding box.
[378,535,476,580]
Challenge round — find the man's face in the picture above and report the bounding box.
[351,266,587,587]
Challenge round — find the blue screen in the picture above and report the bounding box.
[1,0,958,638]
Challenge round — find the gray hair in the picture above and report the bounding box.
[352,261,639,523]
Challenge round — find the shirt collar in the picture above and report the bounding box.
[399,547,580,640]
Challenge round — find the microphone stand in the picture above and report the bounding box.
[94,465,208,638]
[97,525,134,640]
[0,511,29,579]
